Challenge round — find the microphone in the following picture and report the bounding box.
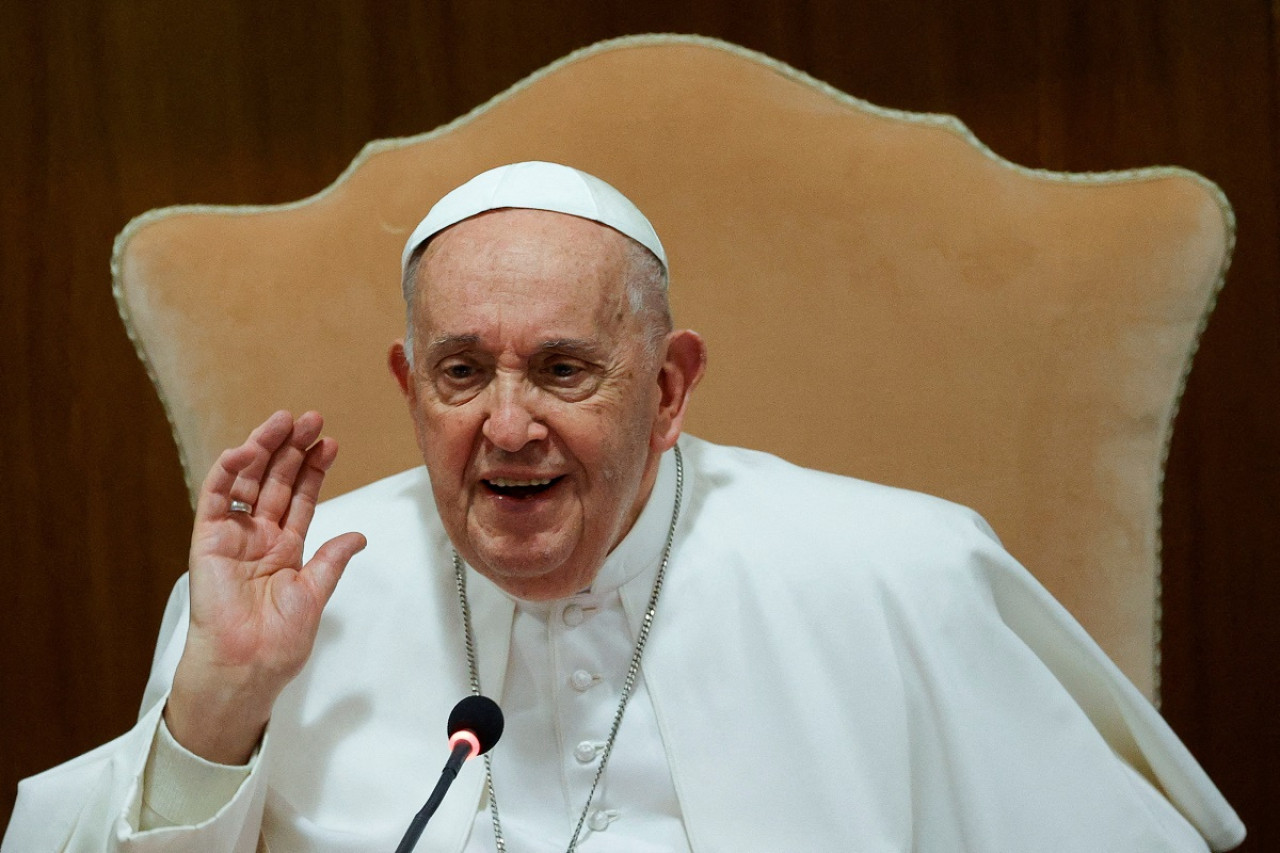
[447,695,504,759]
[395,696,504,853]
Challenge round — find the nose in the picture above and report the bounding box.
[481,376,549,452]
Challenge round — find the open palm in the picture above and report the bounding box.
[169,410,365,763]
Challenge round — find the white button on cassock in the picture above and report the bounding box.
[561,604,586,627]
[570,669,597,692]
[587,808,619,831]
[573,741,599,764]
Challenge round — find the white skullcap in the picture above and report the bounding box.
[400,161,666,295]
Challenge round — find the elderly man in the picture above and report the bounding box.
[4,162,1243,852]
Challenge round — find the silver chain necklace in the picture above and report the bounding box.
[451,444,685,853]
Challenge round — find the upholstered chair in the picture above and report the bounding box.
[112,34,1233,703]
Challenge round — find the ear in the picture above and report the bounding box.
[650,329,708,453]
[388,340,414,399]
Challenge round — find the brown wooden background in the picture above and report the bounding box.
[1,1,1275,847]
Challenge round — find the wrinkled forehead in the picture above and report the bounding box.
[401,160,666,299]
[409,211,655,361]
[425,205,633,265]
[412,209,636,329]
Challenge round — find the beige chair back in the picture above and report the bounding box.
[113,35,1234,700]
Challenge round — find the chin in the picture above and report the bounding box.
[487,566,592,602]
[470,546,589,601]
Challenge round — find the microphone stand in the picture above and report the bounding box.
[394,739,476,853]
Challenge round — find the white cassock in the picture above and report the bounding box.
[2,437,1245,852]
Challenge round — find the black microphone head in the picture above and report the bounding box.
[447,695,504,755]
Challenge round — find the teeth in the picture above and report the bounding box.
[488,478,553,488]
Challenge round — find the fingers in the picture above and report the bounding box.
[253,412,324,523]
[303,531,367,607]
[197,410,294,521]
[280,436,339,538]
[196,411,334,525]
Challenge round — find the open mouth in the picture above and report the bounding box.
[482,476,563,499]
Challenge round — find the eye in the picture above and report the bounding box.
[434,356,486,391]
[540,358,589,387]
[445,363,476,380]
[537,356,602,400]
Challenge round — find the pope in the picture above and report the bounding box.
[2,162,1245,852]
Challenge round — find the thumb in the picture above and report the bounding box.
[303,531,367,606]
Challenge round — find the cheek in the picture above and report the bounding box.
[566,394,657,481]
[415,404,476,483]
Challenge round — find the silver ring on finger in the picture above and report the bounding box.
[229,499,254,514]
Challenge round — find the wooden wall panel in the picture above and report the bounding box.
[1,1,1274,848]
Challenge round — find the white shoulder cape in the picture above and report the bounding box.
[3,437,1244,851]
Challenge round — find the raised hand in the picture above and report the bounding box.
[165,410,366,764]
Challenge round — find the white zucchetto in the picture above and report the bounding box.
[400,161,666,296]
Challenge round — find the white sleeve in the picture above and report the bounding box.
[1,577,269,853]
[138,718,254,831]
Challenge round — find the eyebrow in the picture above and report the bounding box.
[425,334,480,353]
[423,335,605,358]
[537,338,605,358]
